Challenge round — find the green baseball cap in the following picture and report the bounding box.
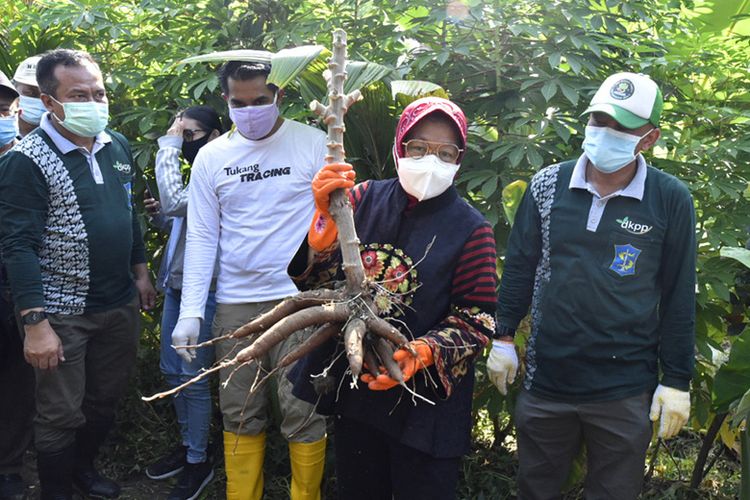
[582,72,663,129]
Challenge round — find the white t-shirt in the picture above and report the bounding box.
[179,119,327,319]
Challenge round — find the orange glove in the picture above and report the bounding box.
[308,163,355,252]
[361,340,434,391]
[312,163,355,215]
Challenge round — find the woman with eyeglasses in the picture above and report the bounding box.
[144,105,223,500]
[288,97,498,499]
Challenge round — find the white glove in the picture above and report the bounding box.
[649,384,690,439]
[486,340,519,395]
[171,317,201,364]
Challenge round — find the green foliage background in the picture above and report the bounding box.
[1,0,749,497]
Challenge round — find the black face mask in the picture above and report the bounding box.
[182,135,210,164]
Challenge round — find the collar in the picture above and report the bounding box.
[569,153,647,200]
[40,112,111,154]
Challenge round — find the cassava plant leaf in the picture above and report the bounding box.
[178,45,327,90]
[720,246,750,269]
[268,45,327,89]
[390,79,448,103]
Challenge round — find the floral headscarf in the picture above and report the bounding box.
[394,97,468,163]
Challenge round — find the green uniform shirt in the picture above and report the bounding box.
[498,156,696,402]
[0,124,146,314]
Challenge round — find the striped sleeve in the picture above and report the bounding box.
[452,222,498,305]
[155,135,188,217]
[421,222,498,397]
[348,180,370,210]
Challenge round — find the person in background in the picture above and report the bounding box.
[0,68,32,500]
[290,97,498,499]
[0,48,156,500]
[491,72,695,500]
[13,55,43,138]
[0,71,19,155]
[144,106,223,500]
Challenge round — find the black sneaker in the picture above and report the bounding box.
[145,445,187,480]
[166,461,214,500]
[72,466,121,499]
[0,473,24,500]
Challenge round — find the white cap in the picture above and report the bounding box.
[13,56,42,87]
[583,72,663,128]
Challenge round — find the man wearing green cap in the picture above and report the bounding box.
[490,72,695,499]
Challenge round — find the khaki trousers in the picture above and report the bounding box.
[212,301,326,443]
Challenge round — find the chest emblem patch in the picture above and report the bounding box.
[610,244,641,277]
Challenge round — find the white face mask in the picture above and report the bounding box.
[396,155,459,201]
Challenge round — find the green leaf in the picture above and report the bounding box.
[559,83,579,105]
[508,146,525,167]
[541,81,557,101]
[268,45,327,89]
[436,50,450,66]
[714,331,750,411]
[526,147,544,168]
[548,52,561,69]
[390,80,445,100]
[567,54,583,74]
[481,178,498,198]
[344,61,394,94]
[179,49,274,65]
[720,246,750,269]
[177,45,326,90]
[502,179,527,226]
[731,387,750,429]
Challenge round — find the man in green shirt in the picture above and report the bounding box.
[490,73,695,499]
[0,49,156,500]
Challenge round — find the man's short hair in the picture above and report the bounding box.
[217,61,277,94]
[36,49,99,98]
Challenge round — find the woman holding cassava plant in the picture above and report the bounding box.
[288,97,498,499]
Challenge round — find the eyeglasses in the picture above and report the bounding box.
[403,139,463,163]
[183,128,208,142]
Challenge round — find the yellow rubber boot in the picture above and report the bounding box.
[289,437,327,500]
[223,431,265,500]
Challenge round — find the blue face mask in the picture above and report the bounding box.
[0,116,18,148]
[582,125,652,174]
[18,95,46,126]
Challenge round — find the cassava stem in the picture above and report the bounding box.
[310,29,365,295]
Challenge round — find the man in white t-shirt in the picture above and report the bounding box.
[173,61,327,500]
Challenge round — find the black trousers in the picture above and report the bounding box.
[333,415,460,500]
[0,286,35,474]
[34,297,140,452]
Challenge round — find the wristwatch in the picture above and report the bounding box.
[491,323,516,340]
[22,310,47,326]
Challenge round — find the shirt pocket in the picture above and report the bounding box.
[600,230,660,282]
